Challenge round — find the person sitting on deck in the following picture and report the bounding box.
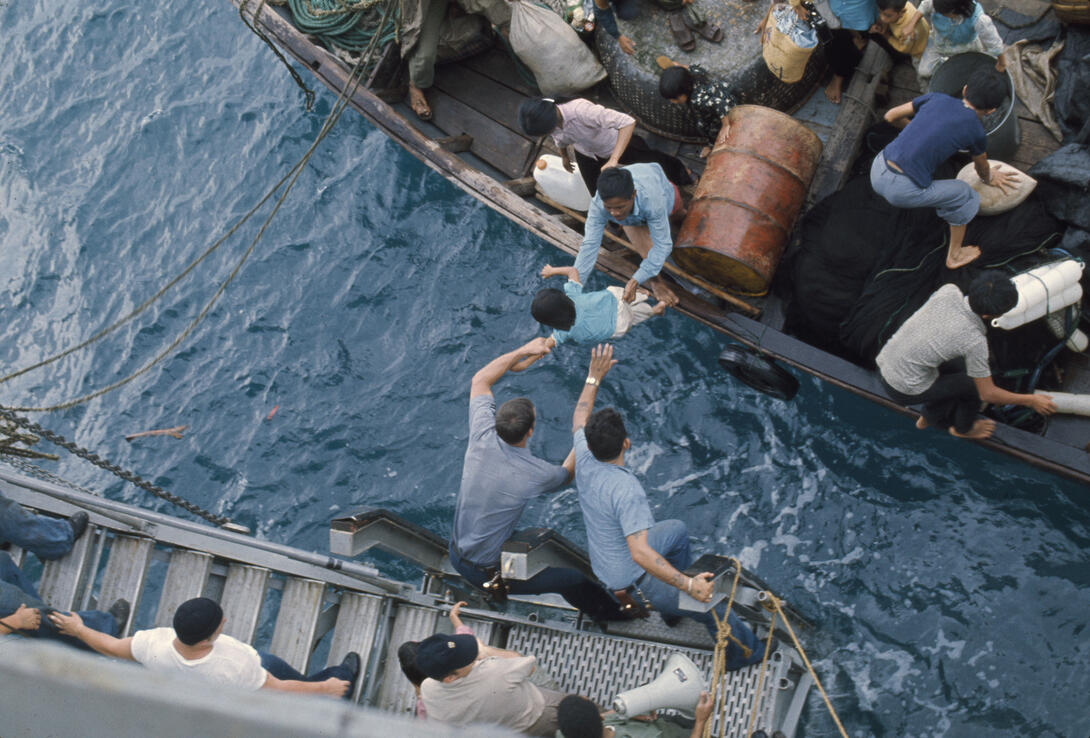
[570,344,763,667]
[517,98,693,197]
[905,0,1006,83]
[0,552,128,651]
[574,165,683,308]
[416,632,565,735]
[449,338,625,622]
[50,596,361,699]
[869,0,930,64]
[876,273,1057,440]
[592,0,639,56]
[556,692,715,738]
[870,69,1015,269]
[0,492,89,562]
[657,62,737,151]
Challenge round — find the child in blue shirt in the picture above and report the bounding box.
[525,264,664,354]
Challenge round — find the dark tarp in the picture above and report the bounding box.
[1053,26,1090,143]
[1030,143,1090,231]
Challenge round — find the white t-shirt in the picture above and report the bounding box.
[420,656,545,732]
[130,627,267,691]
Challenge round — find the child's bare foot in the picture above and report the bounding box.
[915,416,929,430]
[824,75,844,104]
[652,301,667,315]
[949,418,996,440]
[946,245,981,269]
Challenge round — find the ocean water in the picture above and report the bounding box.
[2,1,1088,735]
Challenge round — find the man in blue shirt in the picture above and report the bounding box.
[570,345,762,669]
[574,165,683,309]
[870,69,1015,269]
[449,338,623,621]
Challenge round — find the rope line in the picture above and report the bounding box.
[745,608,779,738]
[239,0,317,111]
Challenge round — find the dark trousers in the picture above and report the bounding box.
[259,651,357,699]
[574,135,692,198]
[449,544,624,621]
[881,372,981,434]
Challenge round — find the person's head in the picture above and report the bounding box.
[532,288,577,331]
[557,694,606,738]
[397,641,426,687]
[518,98,560,137]
[962,69,1006,112]
[496,397,536,445]
[596,167,636,220]
[875,0,908,23]
[659,66,694,104]
[414,633,478,682]
[584,407,629,462]
[173,597,224,646]
[933,0,975,18]
[966,272,1018,317]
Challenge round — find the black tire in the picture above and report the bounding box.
[717,345,799,401]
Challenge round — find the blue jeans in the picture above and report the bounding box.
[450,543,625,622]
[633,520,763,671]
[0,491,74,560]
[870,153,980,226]
[0,553,117,650]
[259,651,357,699]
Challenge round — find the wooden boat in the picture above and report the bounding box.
[230,0,1090,489]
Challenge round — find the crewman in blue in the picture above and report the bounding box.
[574,164,683,309]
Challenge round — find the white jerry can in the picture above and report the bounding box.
[532,155,592,212]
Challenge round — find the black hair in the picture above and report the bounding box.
[397,641,426,687]
[585,407,627,461]
[876,0,908,11]
[966,272,1018,317]
[658,66,694,100]
[532,288,577,331]
[933,0,975,16]
[518,98,559,137]
[496,397,536,444]
[596,167,635,201]
[963,69,1007,111]
[557,695,604,738]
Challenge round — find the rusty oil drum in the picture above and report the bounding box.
[674,105,822,296]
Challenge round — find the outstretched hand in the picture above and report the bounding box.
[522,336,553,357]
[694,691,714,723]
[1031,393,1057,416]
[587,344,617,382]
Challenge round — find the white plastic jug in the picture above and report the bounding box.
[532,155,592,212]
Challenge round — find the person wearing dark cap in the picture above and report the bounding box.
[0,491,89,562]
[556,692,715,738]
[574,164,683,308]
[517,98,692,198]
[50,596,361,698]
[416,632,565,735]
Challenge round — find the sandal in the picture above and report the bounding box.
[682,5,723,43]
[668,11,696,52]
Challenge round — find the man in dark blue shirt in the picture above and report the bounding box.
[870,69,1015,269]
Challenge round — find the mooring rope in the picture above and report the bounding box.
[239,0,317,110]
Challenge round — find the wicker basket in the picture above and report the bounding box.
[1052,0,1090,24]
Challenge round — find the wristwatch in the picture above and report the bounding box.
[585,377,599,386]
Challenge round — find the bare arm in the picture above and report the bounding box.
[263,672,350,698]
[689,692,714,738]
[603,123,636,169]
[625,529,715,601]
[471,337,553,397]
[540,264,581,283]
[883,101,916,126]
[510,336,556,372]
[973,376,1056,414]
[572,344,617,432]
[561,447,575,482]
[48,611,135,661]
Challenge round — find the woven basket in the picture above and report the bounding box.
[1052,0,1090,24]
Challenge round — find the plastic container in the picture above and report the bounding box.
[993,259,1085,330]
[532,155,592,211]
[1046,310,1089,352]
[928,52,1019,161]
[1036,391,1090,416]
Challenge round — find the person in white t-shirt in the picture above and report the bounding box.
[50,597,359,698]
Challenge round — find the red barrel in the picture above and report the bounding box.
[674,105,822,296]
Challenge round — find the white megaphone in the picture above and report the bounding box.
[612,653,705,718]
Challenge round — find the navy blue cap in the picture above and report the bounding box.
[414,633,478,680]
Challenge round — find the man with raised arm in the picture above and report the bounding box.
[571,345,763,668]
[449,338,623,621]
[50,596,360,699]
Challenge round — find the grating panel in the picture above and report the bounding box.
[374,605,440,714]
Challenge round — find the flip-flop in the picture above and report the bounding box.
[668,12,696,52]
[682,5,723,43]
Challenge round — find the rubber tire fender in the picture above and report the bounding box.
[717,345,799,401]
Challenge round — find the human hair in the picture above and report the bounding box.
[933,0,975,16]
[596,167,635,201]
[557,695,604,738]
[518,98,559,137]
[496,397,535,444]
[658,66,694,100]
[397,641,426,687]
[584,407,627,461]
[966,272,1018,317]
[532,288,577,331]
[963,69,1007,111]
[876,0,908,11]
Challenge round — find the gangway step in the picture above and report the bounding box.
[269,577,326,672]
[220,563,270,643]
[375,604,440,714]
[37,526,95,610]
[155,549,214,627]
[96,535,153,635]
[327,591,384,703]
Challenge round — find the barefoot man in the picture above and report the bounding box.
[870,69,1014,269]
[877,273,1056,440]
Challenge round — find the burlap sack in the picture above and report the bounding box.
[957,160,1037,215]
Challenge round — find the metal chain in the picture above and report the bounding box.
[0,408,234,528]
[0,455,103,498]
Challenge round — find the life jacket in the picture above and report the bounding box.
[932,1,982,46]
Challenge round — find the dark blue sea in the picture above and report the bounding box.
[2,1,1088,734]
